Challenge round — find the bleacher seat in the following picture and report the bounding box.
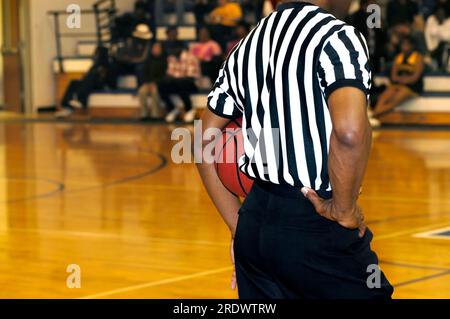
[88,89,208,109]
[374,75,450,125]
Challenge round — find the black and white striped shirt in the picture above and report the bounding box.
[208,1,371,190]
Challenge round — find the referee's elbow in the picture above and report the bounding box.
[333,123,372,148]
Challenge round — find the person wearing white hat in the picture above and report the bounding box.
[113,23,153,91]
[132,23,153,40]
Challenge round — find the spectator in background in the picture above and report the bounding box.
[425,4,450,70]
[385,22,427,62]
[193,0,214,32]
[209,0,242,27]
[226,21,250,56]
[159,48,201,123]
[113,24,153,87]
[208,0,243,50]
[138,42,167,120]
[373,36,425,117]
[112,1,151,42]
[190,27,223,81]
[162,26,186,57]
[55,47,116,118]
[387,0,420,28]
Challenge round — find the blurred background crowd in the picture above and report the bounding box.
[56,0,450,123]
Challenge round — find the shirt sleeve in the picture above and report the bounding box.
[207,62,243,119]
[317,26,372,101]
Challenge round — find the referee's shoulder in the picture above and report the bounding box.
[320,17,368,50]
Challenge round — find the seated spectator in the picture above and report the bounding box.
[159,49,201,123]
[190,27,223,81]
[373,36,425,117]
[387,0,420,28]
[162,26,186,57]
[138,42,168,120]
[190,27,222,62]
[226,21,250,56]
[55,47,116,118]
[425,4,450,70]
[193,0,214,31]
[385,22,427,63]
[112,24,153,87]
[208,0,243,50]
[112,1,152,42]
[208,0,242,27]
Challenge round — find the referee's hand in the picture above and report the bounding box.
[301,188,367,238]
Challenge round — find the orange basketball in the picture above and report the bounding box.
[214,118,254,197]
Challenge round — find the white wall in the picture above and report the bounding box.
[28,0,134,111]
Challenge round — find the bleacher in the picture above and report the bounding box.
[53,9,210,118]
[374,75,450,125]
[52,4,450,124]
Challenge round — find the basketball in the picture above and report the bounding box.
[215,117,254,197]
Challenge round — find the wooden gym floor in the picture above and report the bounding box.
[1,116,450,299]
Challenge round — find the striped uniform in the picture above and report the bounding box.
[207,1,371,190]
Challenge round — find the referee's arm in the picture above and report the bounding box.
[303,87,371,235]
[195,67,243,238]
[196,110,241,237]
[302,28,372,236]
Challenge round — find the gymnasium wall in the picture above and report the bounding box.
[0,3,3,106]
[28,0,134,112]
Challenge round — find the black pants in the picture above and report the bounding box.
[61,67,109,110]
[158,77,197,112]
[234,181,394,299]
[62,80,90,109]
[201,58,222,82]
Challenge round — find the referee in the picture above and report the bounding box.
[196,0,393,299]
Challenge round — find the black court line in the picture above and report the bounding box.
[3,150,167,204]
[0,177,65,204]
[65,149,168,195]
[379,260,450,290]
[366,213,441,226]
[394,270,450,288]
[380,260,450,272]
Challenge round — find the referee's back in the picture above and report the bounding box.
[208,1,371,191]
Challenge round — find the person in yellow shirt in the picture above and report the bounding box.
[373,36,425,117]
[209,0,243,27]
[208,0,243,51]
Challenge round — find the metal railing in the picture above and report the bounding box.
[48,0,116,73]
